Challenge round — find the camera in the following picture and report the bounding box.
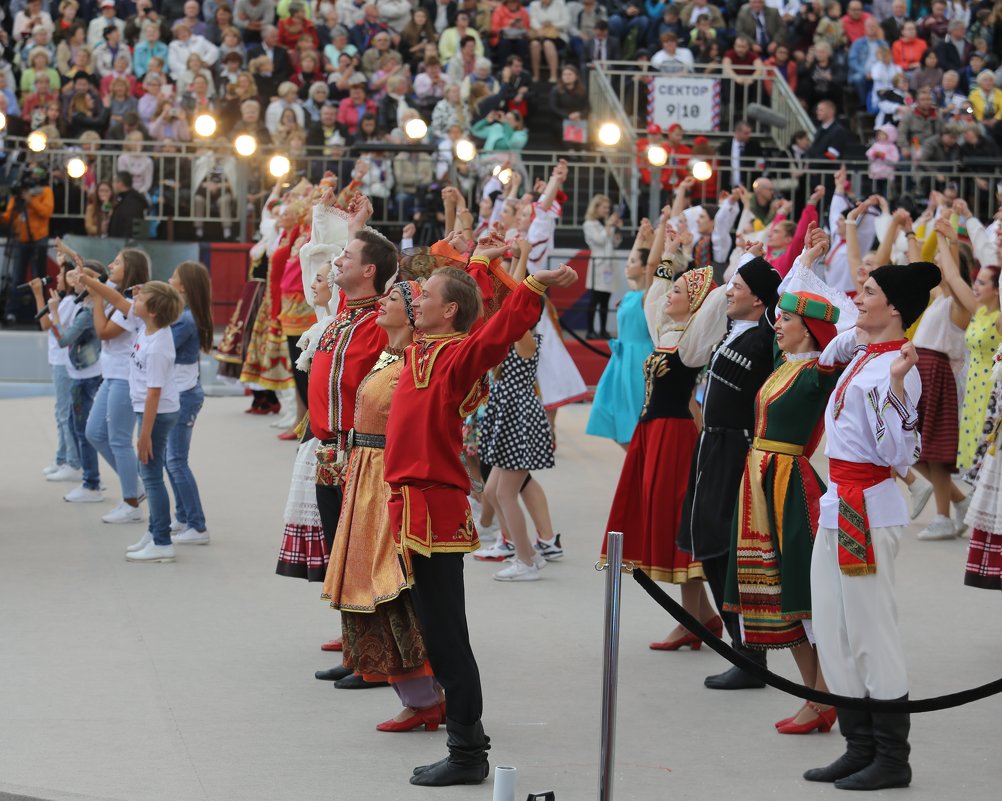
[13,165,50,195]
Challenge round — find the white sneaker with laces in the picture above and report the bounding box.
[64,485,104,503]
[917,514,960,541]
[170,517,186,534]
[535,534,564,561]
[102,502,144,524]
[126,542,176,563]
[127,531,153,553]
[48,465,84,483]
[42,463,59,476]
[909,475,934,520]
[473,539,515,561]
[954,494,972,536]
[493,559,540,582]
[173,527,210,545]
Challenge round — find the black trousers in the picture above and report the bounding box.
[315,483,344,552]
[287,335,309,407]
[701,553,766,666]
[409,552,483,725]
[586,289,611,335]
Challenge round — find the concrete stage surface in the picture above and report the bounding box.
[0,397,998,801]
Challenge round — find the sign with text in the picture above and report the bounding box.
[647,76,721,132]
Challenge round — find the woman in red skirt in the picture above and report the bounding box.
[603,224,722,650]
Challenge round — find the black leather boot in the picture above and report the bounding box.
[409,718,490,786]
[834,698,911,791]
[804,708,876,783]
[704,647,767,690]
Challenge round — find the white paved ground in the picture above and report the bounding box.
[0,396,999,801]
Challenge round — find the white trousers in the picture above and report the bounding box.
[811,525,909,700]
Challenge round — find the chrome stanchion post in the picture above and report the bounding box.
[598,530,624,801]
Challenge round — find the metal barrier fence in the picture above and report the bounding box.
[592,62,816,149]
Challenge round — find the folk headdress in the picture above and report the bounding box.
[869,261,942,329]
[393,279,422,326]
[680,266,716,313]
[778,291,840,350]
[737,256,782,309]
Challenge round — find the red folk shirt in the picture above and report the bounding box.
[308,296,387,446]
[385,275,548,558]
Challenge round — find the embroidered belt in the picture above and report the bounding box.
[752,437,804,456]
[829,459,894,576]
[346,429,386,450]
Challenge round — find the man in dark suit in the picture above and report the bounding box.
[735,0,786,56]
[585,20,622,64]
[935,20,972,81]
[247,25,292,83]
[806,99,860,195]
[108,171,148,239]
[881,0,909,43]
[716,120,764,189]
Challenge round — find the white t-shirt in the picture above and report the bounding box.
[124,312,179,414]
[47,295,76,366]
[100,306,137,381]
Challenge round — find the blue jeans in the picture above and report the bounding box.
[137,411,179,546]
[85,377,140,499]
[608,14,650,44]
[166,384,206,532]
[52,364,80,469]
[70,376,103,490]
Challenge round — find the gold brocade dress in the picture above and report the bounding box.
[321,352,431,681]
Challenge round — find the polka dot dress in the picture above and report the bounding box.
[480,335,555,471]
[959,307,1001,473]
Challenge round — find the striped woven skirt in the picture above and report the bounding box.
[965,528,1002,591]
[916,348,959,467]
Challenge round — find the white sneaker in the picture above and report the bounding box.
[917,514,960,541]
[170,517,186,534]
[493,558,540,582]
[127,531,153,553]
[64,485,104,503]
[173,527,210,545]
[42,462,59,476]
[954,495,971,536]
[48,465,84,483]
[103,502,144,524]
[473,538,515,561]
[909,475,934,520]
[126,542,176,563]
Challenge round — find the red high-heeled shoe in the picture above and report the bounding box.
[277,430,299,441]
[703,615,724,638]
[376,704,444,732]
[649,631,702,651]
[776,702,836,735]
[320,640,342,652]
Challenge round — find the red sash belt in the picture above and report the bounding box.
[829,459,893,576]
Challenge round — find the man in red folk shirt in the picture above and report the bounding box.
[385,238,577,787]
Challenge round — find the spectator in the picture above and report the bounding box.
[969,70,1002,129]
[608,0,648,50]
[921,1,951,48]
[679,0,725,30]
[806,97,857,163]
[413,55,450,113]
[20,48,61,94]
[961,50,986,94]
[688,15,719,56]
[273,105,306,147]
[84,180,115,238]
[216,49,245,93]
[651,31,694,73]
[302,80,330,122]
[66,90,110,137]
[933,70,968,117]
[898,86,943,159]
[278,2,319,50]
[798,39,844,111]
[400,7,437,70]
[14,0,56,44]
[439,11,483,62]
[168,21,220,78]
[813,1,849,54]
[717,119,763,189]
[265,80,305,133]
[218,26,247,66]
[866,123,901,195]
[205,4,237,45]
[736,0,786,56]
[583,20,621,65]
[911,48,943,92]
[107,170,148,238]
[19,25,57,70]
[378,0,415,37]
[350,3,390,52]
[136,73,167,125]
[881,0,909,42]
[327,51,360,99]
[55,21,86,73]
[377,73,413,132]
[191,140,238,239]
[292,50,325,94]
[337,0,369,30]
[53,0,81,44]
[723,34,764,113]
[105,75,138,127]
[446,34,479,83]
[133,22,169,79]
[392,144,434,220]
[248,54,280,98]
[764,42,797,96]
[460,57,499,101]
[471,108,527,151]
[361,30,401,77]
[21,72,60,128]
[431,82,467,139]
[918,123,962,191]
[529,0,570,83]
[150,97,193,141]
[117,130,155,195]
[93,24,130,77]
[958,122,1000,184]
[551,64,589,133]
[86,1,124,49]
[0,170,54,317]
[234,0,277,43]
[848,16,886,105]
[356,150,394,219]
[124,1,171,46]
[336,80,378,135]
[178,53,215,95]
[841,0,872,43]
[248,25,292,82]
[493,0,532,66]
[182,73,217,116]
[231,97,273,144]
[645,3,685,53]
[323,25,358,71]
[180,0,209,38]
[306,102,347,178]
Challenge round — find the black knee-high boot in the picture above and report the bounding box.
[834,697,911,791]
[410,718,491,786]
[804,707,875,783]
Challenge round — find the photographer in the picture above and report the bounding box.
[2,168,54,323]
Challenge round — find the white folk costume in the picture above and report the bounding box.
[805,261,940,793]
[526,196,589,410]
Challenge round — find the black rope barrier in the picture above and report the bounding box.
[632,567,1002,713]
[557,317,612,359]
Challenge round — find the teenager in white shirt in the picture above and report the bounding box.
[78,274,185,564]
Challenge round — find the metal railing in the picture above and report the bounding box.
[590,62,816,148]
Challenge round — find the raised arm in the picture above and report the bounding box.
[535,159,567,213]
[632,217,655,292]
[76,270,132,317]
[934,217,978,318]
